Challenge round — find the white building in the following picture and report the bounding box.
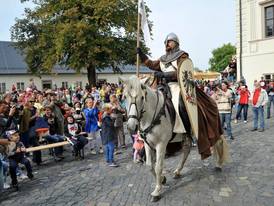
[236,0,274,88]
[0,41,150,93]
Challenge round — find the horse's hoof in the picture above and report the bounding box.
[214,167,222,172]
[161,176,167,185]
[173,173,182,179]
[151,195,161,202]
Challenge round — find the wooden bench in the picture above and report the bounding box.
[26,141,70,152]
[26,136,89,160]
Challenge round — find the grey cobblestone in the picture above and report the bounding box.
[1,115,274,206]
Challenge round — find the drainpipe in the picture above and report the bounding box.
[239,0,243,79]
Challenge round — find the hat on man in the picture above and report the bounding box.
[5,130,19,138]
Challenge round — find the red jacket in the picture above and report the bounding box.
[239,89,250,105]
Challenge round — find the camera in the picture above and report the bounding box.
[10,104,23,118]
[75,108,81,114]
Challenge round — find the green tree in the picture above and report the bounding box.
[208,43,236,73]
[11,0,151,86]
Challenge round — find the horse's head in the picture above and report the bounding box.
[120,76,147,132]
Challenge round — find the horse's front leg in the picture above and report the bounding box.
[151,145,166,199]
[144,143,156,177]
[174,134,192,178]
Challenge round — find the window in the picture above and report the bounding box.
[62,81,68,89]
[42,80,52,89]
[0,83,6,94]
[75,81,82,88]
[265,6,274,37]
[265,74,271,80]
[16,82,25,90]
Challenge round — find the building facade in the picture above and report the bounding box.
[236,0,274,88]
[0,41,150,93]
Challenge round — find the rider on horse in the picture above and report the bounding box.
[137,33,191,137]
[137,33,230,162]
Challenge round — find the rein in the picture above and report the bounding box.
[127,96,146,122]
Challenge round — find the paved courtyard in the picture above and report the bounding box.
[1,114,274,206]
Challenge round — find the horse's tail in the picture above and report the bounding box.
[212,135,231,168]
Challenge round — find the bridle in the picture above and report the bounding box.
[127,95,146,123]
[127,76,157,123]
[127,89,166,150]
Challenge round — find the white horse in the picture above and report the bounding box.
[120,76,193,201]
[121,76,229,202]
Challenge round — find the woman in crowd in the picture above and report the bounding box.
[110,94,126,149]
[83,97,103,154]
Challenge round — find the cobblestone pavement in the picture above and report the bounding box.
[1,114,274,206]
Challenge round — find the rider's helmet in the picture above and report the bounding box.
[164,33,180,46]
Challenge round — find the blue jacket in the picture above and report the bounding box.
[101,114,116,145]
[83,107,99,133]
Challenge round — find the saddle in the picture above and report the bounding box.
[140,75,177,133]
[140,75,190,137]
[157,82,176,130]
[158,79,192,137]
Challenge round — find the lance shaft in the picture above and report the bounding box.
[136,12,141,77]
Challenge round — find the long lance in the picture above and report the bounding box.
[136,3,141,77]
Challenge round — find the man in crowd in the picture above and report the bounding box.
[91,87,100,101]
[211,82,234,140]
[266,81,274,119]
[235,85,250,123]
[0,100,16,191]
[43,106,65,159]
[137,33,228,163]
[251,82,268,132]
[49,92,64,135]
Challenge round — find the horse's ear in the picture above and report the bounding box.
[141,84,147,101]
[141,84,146,90]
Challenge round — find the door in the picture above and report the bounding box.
[42,80,52,89]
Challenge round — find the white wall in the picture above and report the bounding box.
[0,72,150,92]
[236,0,274,88]
[0,74,88,91]
[97,73,141,83]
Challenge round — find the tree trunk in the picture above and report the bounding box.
[87,64,97,87]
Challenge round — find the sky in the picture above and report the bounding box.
[0,0,236,70]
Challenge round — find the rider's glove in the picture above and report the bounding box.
[154,71,177,81]
[154,71,165,79]
[136,47,148,62]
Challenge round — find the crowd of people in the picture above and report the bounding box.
[0,74,273,192]
[198,76,273,139]
[0,80,131,191]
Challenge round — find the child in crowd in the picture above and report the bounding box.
[0,154,10,189]
[64,116,88,159]
[101,104,118,167]
[6,130,33,190]
[72,107,85,130]
[132,131,144,163]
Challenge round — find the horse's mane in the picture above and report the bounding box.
[123,76,149,95]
